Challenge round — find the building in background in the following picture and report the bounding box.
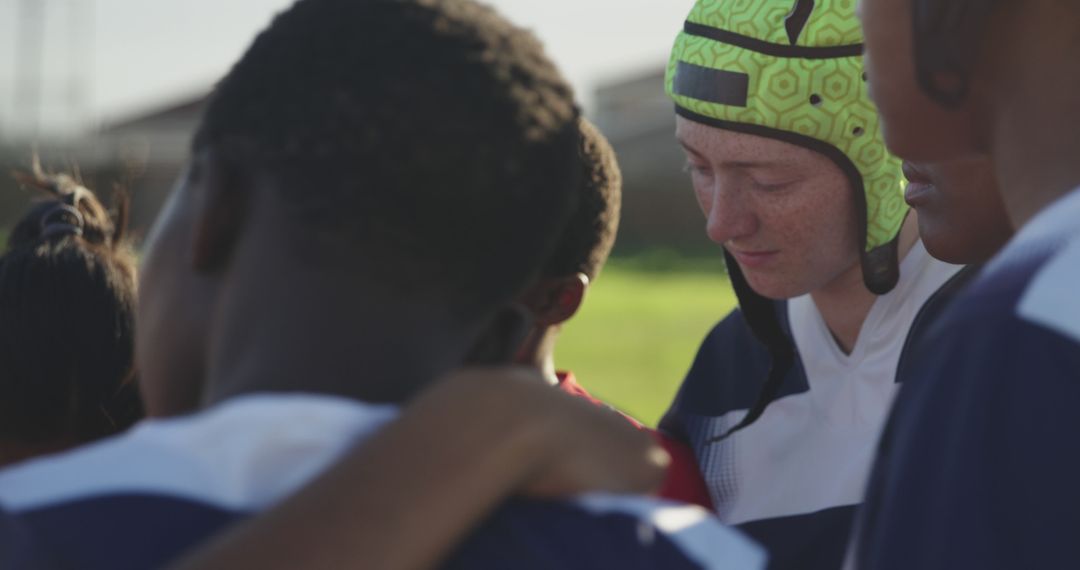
[2,67,712,256]
[592,69,708,253]
[0,95,205,238]
[91,96,207,228]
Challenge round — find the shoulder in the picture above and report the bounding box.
[907,284,1080,416]
[894,264,979,385]
[888,237,1080,463]
[671,310,769,418]
[0,395,390,515]
[0,395,390,568]
[946,220,1080,331]
[692,308,773,382]
[701,307,771,349]
[4,494,241,570]
[668,304,807,418]
[927,238,1080,365]
[856,242,1080,570]
[0,505,58,570]
[653,432,714,509]
[446,494,766,570]
[1015,235,1080,346]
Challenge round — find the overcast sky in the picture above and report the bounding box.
[0,0,689,135]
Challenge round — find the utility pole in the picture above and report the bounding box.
[66,0,95,138]
[14,0,46,138]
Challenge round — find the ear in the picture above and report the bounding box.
[518,273,589,327]
[463,304,534,366]
[189,151,250,274]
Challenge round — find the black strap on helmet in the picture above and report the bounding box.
[709,251,797,442]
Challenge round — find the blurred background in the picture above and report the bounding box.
[0,0,736,425]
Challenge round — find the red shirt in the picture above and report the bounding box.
[556,372,713,509]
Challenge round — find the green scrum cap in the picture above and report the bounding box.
[665,0,908,439]
[665,0,907,294]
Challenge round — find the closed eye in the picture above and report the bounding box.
[752,179,798,192]
[683,160,711,176]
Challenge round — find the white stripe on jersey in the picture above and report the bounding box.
[700,242,962,525]
[577,494,767,569]
[1019,236,1080,344]
[0,393,765,570]
[1017,187,1080,345]
[0,394,396,512]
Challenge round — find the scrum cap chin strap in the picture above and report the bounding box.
[709,252,796,442]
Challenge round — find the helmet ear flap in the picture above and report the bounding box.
[862,239,901,295]
[912,0,997,107]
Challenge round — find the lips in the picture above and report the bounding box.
[902,161,935,206]
[728,248,779,269]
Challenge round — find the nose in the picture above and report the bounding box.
[700,178,757,245]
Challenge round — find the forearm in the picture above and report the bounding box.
[169,369,585,570]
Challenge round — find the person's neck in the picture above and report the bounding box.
[810,212,920,354]
[992,99,1080,229]
[0,438,77,469]
[203,278,475,407]
[516,326,561,386]
[986,3,1080,228]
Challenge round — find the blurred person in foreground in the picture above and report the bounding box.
[0,0,762,568]
[850,0,1080,566]
[846,156,1013,567]
[0,126,690,570]
[0,165,142,468]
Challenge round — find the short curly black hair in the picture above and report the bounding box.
[194,0,581,315]
[541,119,621,281]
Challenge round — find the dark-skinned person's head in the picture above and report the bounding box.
[515,118,621,353]
[857,0,1072,264]
[0,166,141,467]
[136,0,582,417]
[860,0,1080,228]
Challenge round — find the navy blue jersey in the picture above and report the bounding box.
[0,505,55,570]
[662,243,961,570]
[851,188,1080,570]
[3,493,754,570]
[0,394,765,570]
[662,306,853,570]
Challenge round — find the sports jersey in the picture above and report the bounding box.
[0,505,55,569]
[850,186,1080,570]
[0,393,765,570]
[557,371,713,509]
[661,241,962,570]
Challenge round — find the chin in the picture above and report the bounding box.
[921,239,961,264]
[740,272,811,301]
[919,224,969,265]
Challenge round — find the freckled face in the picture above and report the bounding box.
[677,117,861,300]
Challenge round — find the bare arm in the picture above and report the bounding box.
[171,366,667,570]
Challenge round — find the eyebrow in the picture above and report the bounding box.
[675,138,786,169]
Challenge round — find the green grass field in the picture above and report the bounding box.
[555,262,736,427]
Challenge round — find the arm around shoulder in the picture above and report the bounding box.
[171,367,666,570]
